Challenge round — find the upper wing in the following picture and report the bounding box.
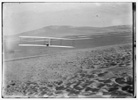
[19,36,91,40]
[19,36,73,40]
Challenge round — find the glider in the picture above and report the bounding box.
[19,36,91,48]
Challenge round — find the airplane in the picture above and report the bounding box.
[19,35,91,48]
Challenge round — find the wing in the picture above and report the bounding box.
[19,36,91,40]
[19,36,74,40]
[19,44,74,48]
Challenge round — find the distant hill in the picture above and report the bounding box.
[3,25,132,49]
[17,25,132,38]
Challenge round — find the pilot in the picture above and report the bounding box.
[46,43,49,46]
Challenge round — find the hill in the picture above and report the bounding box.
[18,25,132,38]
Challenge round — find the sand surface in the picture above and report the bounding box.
[3,43,134,98]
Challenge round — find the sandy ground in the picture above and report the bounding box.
[3,43,134,98]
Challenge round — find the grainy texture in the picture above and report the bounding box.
[3,44,134,98]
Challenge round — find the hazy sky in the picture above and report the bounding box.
[3,3,132,36]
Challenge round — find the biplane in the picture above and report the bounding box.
[19,36,91,48]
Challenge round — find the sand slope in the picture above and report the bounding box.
[3,43,134,98]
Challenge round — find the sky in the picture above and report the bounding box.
[3,3,132,36]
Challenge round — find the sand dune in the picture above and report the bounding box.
[3,43,134,97]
